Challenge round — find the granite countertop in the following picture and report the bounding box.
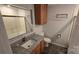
[11,34,44,54]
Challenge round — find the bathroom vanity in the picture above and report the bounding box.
[32,39,44,54]
[11,34,44,54]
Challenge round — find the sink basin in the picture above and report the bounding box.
[21,34,42,50]
[21,40,35,49]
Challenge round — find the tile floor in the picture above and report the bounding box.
[43,43,67,54]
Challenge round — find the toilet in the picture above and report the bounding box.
[36,32,51,47]
[44,37,51,47]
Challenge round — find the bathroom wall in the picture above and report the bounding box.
[68,5,79,53]
[68,12,79,53]
[0,12,12,53]
[43,4,76,47]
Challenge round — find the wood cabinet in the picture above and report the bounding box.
[34,4,48,25]
[40,40,44,53]
[32,40,44,54]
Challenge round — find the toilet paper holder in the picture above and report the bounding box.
[57,33,61,38]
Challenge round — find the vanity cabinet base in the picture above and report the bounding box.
[32,40,44,54]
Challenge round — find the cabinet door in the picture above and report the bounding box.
[34,4,48,25]
[44,4,48,24]
[32,43,41,54]
[40,40,44,53]
[41,4,48,24]
[32,40,44,54]
[34,4,41,24]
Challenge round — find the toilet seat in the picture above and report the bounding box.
[44,38,51,43]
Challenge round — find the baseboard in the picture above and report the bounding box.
[52,42,66,48]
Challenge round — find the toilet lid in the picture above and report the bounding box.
[44,38,51,43]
